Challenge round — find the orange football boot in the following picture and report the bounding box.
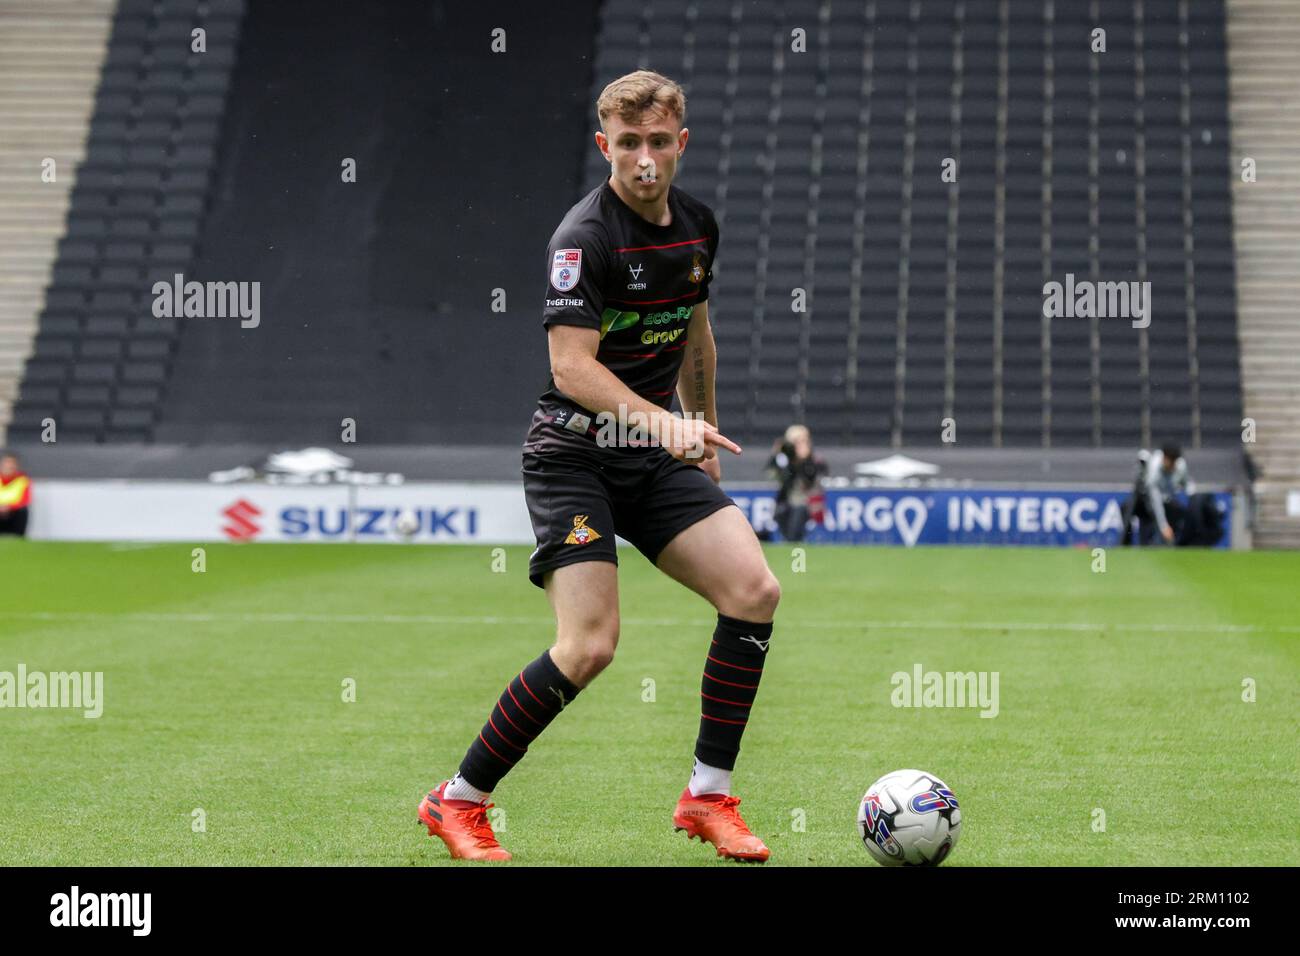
[418,781,511,861]
[672,787,770,862]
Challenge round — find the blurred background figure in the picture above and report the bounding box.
[764,425,828,543]
[1121,443,1190,546]
[0,452,31,538]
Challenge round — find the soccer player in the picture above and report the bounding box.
[420,71,782,862]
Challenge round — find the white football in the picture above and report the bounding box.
[392,509,420,539]
[856,768,962,866]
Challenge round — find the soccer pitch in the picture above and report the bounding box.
[1,540,1296,866]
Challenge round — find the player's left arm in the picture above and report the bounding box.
[677,301,722,482]
[676,300,718,428]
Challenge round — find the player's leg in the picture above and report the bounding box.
[623,459,779,861]
[545,559,620,688]
[656,502,781,620]
[655,504,780,861]
[418,453,618,860]
[444,558,616,796]
[655,504,781,775]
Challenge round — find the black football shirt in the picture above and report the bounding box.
[527,179,719,453]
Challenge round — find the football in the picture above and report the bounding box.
[857,769,962,866]
[392,509,421,539]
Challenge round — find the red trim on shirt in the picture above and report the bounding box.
[613,237,708,253]
[605,291,701,306]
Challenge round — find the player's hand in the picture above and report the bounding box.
[698,455,722,484]
[1161,524,1174,543]
[663,416,741,463]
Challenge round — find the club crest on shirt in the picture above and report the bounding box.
[551,249,582,292]
[564,514,602,545]
[688,252,704,283]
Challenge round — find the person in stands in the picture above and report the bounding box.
[0,452,32,537]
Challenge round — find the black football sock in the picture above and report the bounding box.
[456,648,581,793]
[694,613,773,771]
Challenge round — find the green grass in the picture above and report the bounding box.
[0,539,1296,866]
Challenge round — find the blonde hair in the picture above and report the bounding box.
[784,425,811,446]
[596,70,686,131]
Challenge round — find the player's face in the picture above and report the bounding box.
[599,110,688,203]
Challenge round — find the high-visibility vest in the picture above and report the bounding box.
[0,473,31,508]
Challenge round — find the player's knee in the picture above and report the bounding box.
[568,640,616,685]
[753,572,782,619]
[557,619,618,684]
[726,570,780,622]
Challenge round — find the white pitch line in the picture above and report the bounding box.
[0,611,1296,635]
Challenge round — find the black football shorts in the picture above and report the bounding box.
[522,442,736,589]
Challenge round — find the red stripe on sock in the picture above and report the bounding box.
[706,653,764,673]
[478,732,512,764]
[488,713,527,751]
[701,691,753,707]
[496,700,536,740]
[704,672,760,690]
[519,671,555,711]
[507,685,543,725]
[701,713,747,726]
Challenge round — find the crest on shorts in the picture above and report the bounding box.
[551,249,582,292]
[564,514,602,545]
[688,252,705,284]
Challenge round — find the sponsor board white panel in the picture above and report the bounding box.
[27,482,535,544]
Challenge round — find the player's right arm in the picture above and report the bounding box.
[542,218,738,461]
[548,325,739,461]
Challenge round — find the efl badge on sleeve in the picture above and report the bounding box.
[551,249,582,292]
[564,514,602,545]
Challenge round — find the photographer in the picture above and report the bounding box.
[1120,443,1189,546]
[764,425,828,542]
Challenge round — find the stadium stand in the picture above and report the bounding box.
[1227,0,1300,547]
[591,0,1242,450]
[5,0,244,443]
[4,0,1245,454]
[0,0,117,435]
[147,0,599,446]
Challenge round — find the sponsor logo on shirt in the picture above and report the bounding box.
[643,305,692,325]
[547,297,584,308]
[597,305,693,341]
[626,262,646,290]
